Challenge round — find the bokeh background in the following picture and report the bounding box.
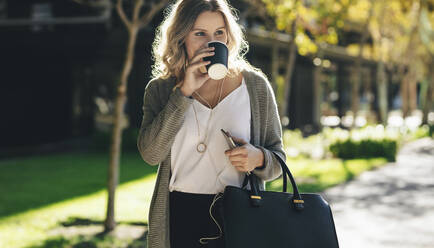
[1,0,433,247]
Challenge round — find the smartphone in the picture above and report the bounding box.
[221,129,237,149]
[221,129,251,175]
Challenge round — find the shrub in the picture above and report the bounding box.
[282,124,431,161]
[329,139,397,162]
[326,125,399,161]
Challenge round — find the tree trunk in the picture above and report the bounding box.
[336,63,346,122]
[280,19,297,119]
[104,27,138,232]
[363,67,374,122]
[400,0,421,118]
[102,0,167,232]
[377,60,388,125]
[271,39,279,95]
[409,75,418,114]
[401,74,410,117]
[350,66,360,127]
[351,9,372,127]
[312,64,322,131]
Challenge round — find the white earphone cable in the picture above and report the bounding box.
[199,193,224,244]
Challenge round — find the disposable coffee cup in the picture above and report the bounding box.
[203,41,228,80]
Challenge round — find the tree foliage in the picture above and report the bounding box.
[263,0,434,120]
[262,0,349,55]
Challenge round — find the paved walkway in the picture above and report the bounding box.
[323,138,434,248]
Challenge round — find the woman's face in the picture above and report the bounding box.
[184,11,228,60]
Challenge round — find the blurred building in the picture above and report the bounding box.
[1,1,121,151]
[246,27,383,133]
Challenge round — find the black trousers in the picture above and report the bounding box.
[169,190,226,248]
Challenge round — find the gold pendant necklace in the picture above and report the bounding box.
[197,142,207,153]
[192,77,226,153]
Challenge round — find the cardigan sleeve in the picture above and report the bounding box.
[137,78,193,165]
[252,75,285,182]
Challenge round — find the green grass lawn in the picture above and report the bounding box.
[0,151,157,248]
[0,151,387,248]
[266,157,387,192]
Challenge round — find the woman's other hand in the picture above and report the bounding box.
[224,136,265,173]
[179,46,215,96]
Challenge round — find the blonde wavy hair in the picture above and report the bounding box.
[151,0,259,81]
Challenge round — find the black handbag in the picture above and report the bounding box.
[217,151,340,248]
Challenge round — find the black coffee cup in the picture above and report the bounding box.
[203,41,228,80]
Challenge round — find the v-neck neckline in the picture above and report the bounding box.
[193,76,245,111]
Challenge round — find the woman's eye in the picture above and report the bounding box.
[194,30,224,36]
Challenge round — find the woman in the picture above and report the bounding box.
[137,0,285,247]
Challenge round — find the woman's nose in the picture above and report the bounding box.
[202,35,224,47]
[208,34,222,42]
[201,38,212,48]
[214,36,226,43]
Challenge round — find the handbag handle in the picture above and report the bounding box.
[242,151,305,210]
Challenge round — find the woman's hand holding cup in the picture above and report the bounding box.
[180,46,215,97]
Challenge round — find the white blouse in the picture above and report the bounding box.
[169,77,251,194]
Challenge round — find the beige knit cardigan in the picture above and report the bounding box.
[137,68,286,248]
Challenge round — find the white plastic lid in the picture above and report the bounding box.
[208,63,228,80]
[207,40,227,47]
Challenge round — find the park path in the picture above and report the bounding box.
[323,137,434,248]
